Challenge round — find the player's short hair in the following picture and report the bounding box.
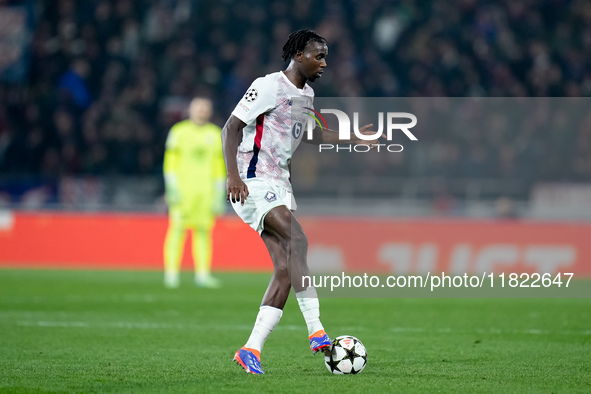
[281,30,327,62]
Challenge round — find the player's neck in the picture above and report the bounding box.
[191,119,207,126]
[282,68,306,89]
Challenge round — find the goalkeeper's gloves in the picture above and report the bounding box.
[212,180,226,214]
[164,174,181,205]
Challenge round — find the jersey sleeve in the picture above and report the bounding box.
[211,125,227,213]
[163,125,181,204]
[163,125,180,175]
[231,76,277,124]
[211,125,226,182]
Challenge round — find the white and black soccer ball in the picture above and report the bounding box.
[324,335,367,375]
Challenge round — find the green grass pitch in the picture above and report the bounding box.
[0,269,589,393]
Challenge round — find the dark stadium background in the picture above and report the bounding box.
[1,0,590,213]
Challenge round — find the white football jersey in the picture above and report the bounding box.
[231,71,314,192]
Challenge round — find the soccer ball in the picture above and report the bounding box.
[324,335,367,374]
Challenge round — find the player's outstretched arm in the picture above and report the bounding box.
[221,115,249,205]
[304,124,384,147]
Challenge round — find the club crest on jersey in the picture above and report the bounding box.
[264,191,277,202]
[292,121,303,139]
[245,88,258,102]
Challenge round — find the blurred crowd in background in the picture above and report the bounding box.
[0,0,590,208]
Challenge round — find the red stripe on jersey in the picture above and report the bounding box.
[246,114,265,178]
[254,114,264,148]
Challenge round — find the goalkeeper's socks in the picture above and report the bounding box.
[164,271,180,288]
[296,286,325,336]
[244,305,283,353]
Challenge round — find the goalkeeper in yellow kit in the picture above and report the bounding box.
[163,97,226,288]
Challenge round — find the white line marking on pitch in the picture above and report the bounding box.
[388,326,590,336]
[13,321,590,336]
[14,321,326,331]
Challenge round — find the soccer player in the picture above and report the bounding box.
[222,30,379,374]
[163,97,226,288]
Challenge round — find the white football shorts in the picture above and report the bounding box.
[231,178,297,234]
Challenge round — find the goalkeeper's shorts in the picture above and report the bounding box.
[169,197,215,229]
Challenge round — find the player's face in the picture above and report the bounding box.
[189,98,212,124]
[299,41,328,82]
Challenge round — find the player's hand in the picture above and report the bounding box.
[165,191,180,206]
[227,175,249,205]
[351,124,385,149]
[212,199,226,215]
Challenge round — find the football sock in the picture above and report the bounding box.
[193,228,212,277]
[244,305,283,354]
[163,222,186,276]
[296,286,325,337]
